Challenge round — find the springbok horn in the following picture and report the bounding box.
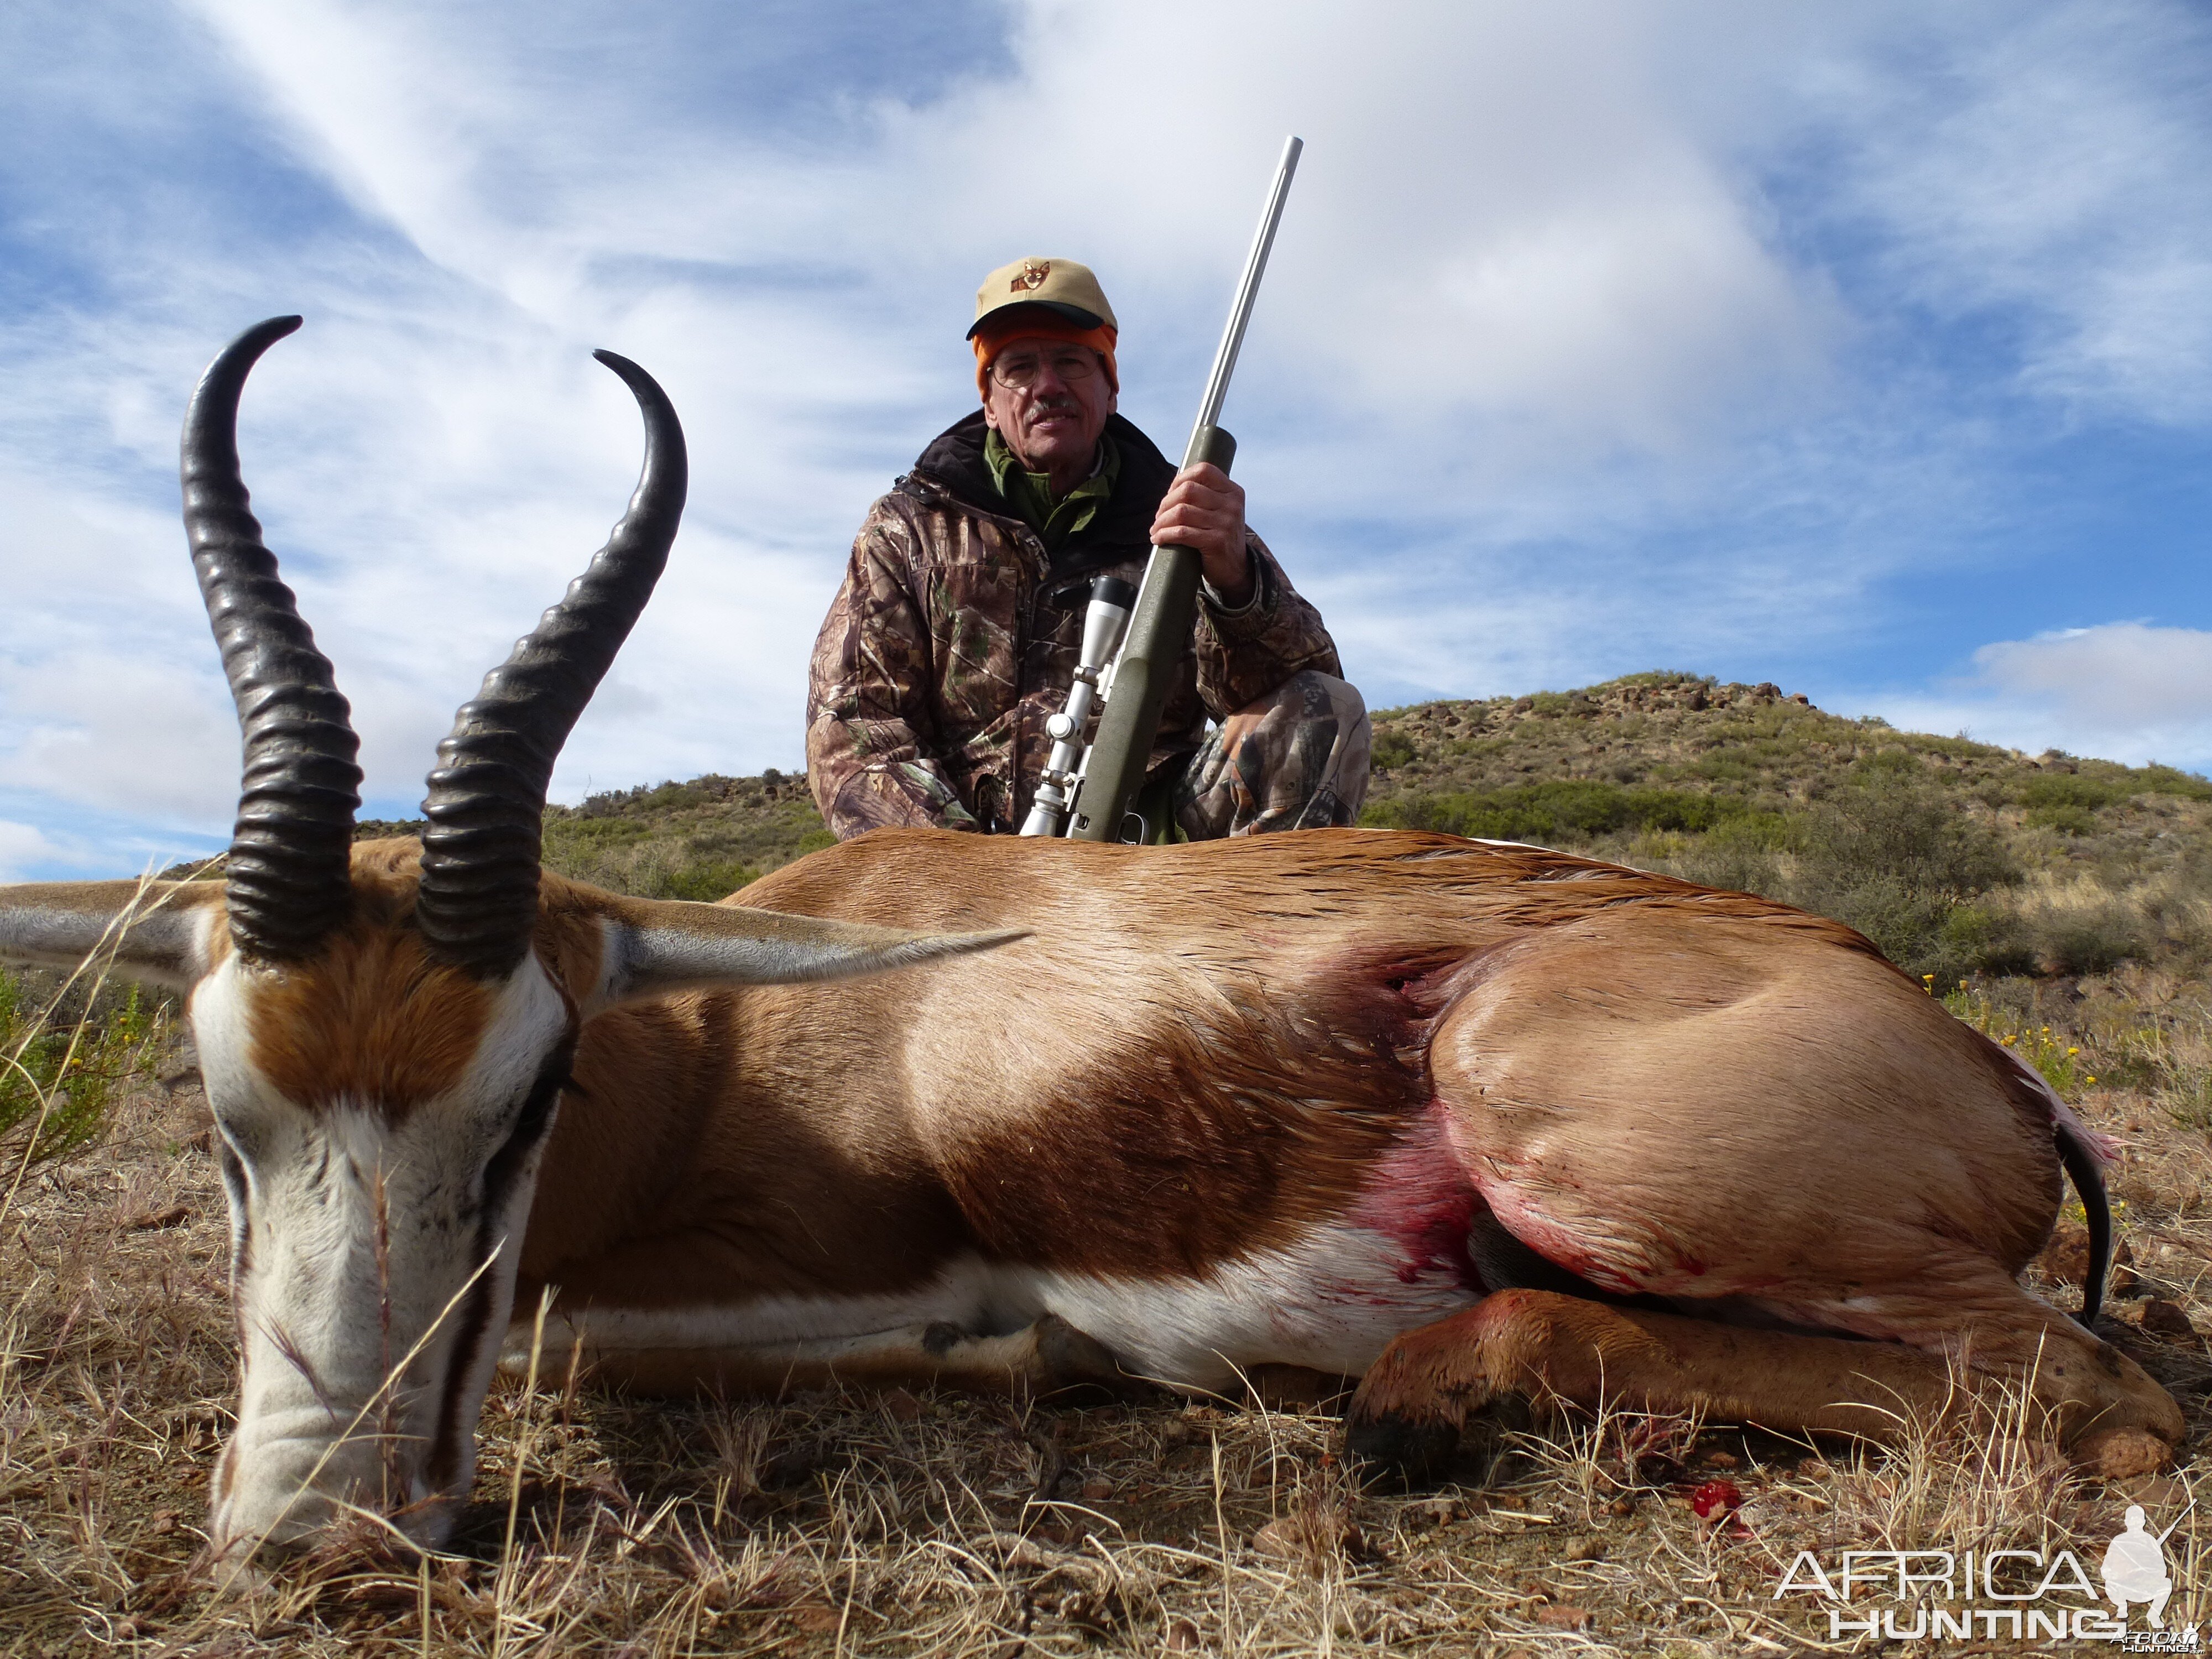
[414,351,688,977]
[182,315,363,962]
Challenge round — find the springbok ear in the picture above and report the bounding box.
[0,880,225,989]
[594,896,1027,1008]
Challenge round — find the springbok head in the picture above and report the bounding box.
[0,319,1010,1561]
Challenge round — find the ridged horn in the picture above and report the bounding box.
[415,351,688,977]
[182,315,362,962]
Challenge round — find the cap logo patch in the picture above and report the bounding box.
[1012,259,1051,293]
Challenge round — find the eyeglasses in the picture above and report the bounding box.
[989,348,1101,389]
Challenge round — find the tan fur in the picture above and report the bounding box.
[498,826,2179,1472]
[246,854,492,1115]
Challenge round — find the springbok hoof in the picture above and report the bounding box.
[1032,1313,1133,1402]
[2075,1426,2177,1481]
[1344,1410,1462,1489]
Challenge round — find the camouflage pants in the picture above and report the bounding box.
[1164,670,1370,839]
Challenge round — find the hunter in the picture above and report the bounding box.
[807,255,1369,839]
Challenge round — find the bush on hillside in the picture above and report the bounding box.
[0,970,169,1164]
[1787,772,2023,983]
[1361,780,1782,847]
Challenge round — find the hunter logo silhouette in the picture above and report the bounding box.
[2105,1503,2187,1628]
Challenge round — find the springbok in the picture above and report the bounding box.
[0,321,2182,1562]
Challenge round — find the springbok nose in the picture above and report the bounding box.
[210,1418,446,1561]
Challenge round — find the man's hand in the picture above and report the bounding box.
[1151,463,1253,607]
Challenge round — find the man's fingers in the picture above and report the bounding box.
[1151,512,1239,551]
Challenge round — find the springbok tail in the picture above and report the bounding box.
[1992,1040,2116,1328]
[2053,1113,2112,1328]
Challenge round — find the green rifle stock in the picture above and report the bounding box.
[1065,135,1300,843]
[1067,425,1236,842]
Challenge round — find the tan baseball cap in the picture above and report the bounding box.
[968,256,1119,340]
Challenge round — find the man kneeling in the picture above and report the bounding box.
[807,256,1367,841]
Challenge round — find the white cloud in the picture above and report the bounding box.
[1857,622,2212,770]
[0,822,69,883]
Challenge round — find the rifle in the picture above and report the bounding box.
[1018,135,1303,842]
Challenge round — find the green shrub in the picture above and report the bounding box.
[2019,905,2148,977]
[1370,729,1416,770]
[0,971,165,1165]
[654,860,761,902]
[2136,764,2212,801]
[1788,774,2021,983]
[1658,818,1790,898]
[2026,802,2101,836]
[2018,774,2124,814]
[1361,780,1778,846]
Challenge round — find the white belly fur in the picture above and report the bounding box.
[544,1219,1480,1391]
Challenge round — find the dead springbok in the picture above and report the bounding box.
[0,320,2182,1562]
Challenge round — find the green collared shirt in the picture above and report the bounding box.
[985,427,1120,555]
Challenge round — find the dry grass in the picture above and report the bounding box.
[6,978,2212,1655]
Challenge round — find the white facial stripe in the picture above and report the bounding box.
[460,954,572,1104]
[194,952,569,1554]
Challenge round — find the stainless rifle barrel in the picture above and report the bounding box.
[1190,135,1302,449]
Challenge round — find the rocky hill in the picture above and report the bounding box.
[338,671,2210,988]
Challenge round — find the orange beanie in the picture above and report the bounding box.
[974,312,1119,399]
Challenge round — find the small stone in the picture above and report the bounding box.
[1253,1510,1365,1572]
[984,1531,1047,1570]
[879,1387,922,1422]
[1079,1475,1113,1501]
[1564,1536,1606,1562]
[1535,1604,1593,1630]
[2141,1298,2198,1338]
[1164,1616,1202,1651]
[2037,1223,2140,1298]
[787,1605,841,1634]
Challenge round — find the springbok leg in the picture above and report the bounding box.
[499,1311,1131,1401]
[1344,1287,2178,1483]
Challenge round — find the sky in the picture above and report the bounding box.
[3,0,2211,879]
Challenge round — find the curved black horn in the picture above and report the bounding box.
[414,351,688,977]
[182,315,362,962]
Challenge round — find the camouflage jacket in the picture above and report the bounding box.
[807,411,1342,837]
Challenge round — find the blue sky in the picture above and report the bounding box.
[4,1,2211,879]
